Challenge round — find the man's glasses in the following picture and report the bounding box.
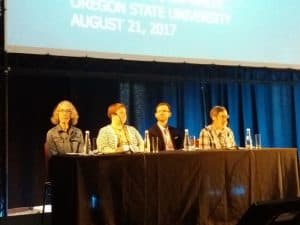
[219,114,229,119]
[157,110,170,113]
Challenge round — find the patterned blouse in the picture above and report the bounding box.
[96,125,144,153]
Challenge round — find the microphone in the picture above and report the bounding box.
[113,113,133,153]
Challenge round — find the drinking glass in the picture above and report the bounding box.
[189,136,196,150]
[151,136,159,153]
[255,133,261,149]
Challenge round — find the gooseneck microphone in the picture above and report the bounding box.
[114,113,133,153]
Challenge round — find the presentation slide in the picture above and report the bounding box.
[5,0,300,69]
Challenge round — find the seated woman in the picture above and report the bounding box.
[45,100,84,157]
[96,103,144,153]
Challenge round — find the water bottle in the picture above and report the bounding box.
[183,129,189,151]
[144,130,150,153]
[84,130,91,154]
[245,128,253,149]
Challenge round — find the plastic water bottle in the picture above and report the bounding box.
[144,130,150,153]
[245,128,253,149]
[183,129,189,151]
[84,130,91,154]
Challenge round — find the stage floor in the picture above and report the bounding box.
[7,205,51,216]
[0,205,51,225]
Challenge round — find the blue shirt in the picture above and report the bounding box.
[46,125,84,157]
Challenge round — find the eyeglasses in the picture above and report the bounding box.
[59,109,72,113]
[157,110,170,113]
[218,114,229,119]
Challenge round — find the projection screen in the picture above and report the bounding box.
[4,0,300,69]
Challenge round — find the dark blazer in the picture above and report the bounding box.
[148,124,184,151]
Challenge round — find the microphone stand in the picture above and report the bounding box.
[115,113,134,154]
[123,125,134,154]
[201,84,208,127]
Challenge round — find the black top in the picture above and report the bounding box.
[148,123,184,151]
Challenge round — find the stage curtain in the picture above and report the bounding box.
[119,67,300,150]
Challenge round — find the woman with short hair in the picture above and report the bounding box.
[96,102,144,153]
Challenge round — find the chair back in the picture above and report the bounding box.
[44,143,50,180]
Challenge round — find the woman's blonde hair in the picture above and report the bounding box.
[50,100,79,125]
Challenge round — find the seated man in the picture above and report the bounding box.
[148,102,183,151]
[198,105,236,150]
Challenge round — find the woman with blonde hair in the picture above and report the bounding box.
[45,100,84,156]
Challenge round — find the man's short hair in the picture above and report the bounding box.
[210,106,227,119]
[155,102,171,112]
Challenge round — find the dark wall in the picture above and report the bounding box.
[0,0,7,216]
[0,72,7,215]
[7,70,119,208]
